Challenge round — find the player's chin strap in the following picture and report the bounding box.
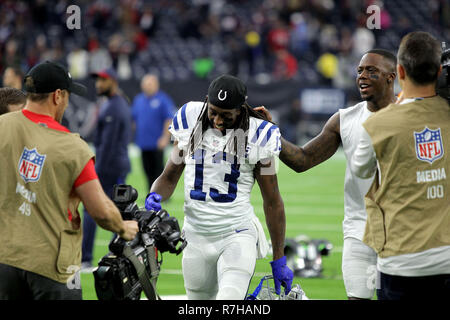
[122,245,161,300]
[246,275,271,300]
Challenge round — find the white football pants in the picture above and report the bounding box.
[182,222,257,300]
[342,237,378,299]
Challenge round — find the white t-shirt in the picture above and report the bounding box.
[339,101,375,241]
[169,101,281,235]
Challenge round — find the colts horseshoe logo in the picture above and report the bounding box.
[218,90,227,101]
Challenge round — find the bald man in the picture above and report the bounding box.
[131,74,176,190]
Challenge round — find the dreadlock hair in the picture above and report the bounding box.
[187,96,270,160]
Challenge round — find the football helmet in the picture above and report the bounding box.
[246,275,308,300]
[284,235,333,278]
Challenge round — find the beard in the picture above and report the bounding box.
[97,88,112,97]
[55,103,67,123]
[361,94,374,102]
[359,88,376,102]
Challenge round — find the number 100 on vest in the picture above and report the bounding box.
[427,185,444,199]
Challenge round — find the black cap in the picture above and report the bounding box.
[23,61,87,96]
[207,74,247,109]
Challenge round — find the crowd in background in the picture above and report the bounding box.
[1,0,449,88]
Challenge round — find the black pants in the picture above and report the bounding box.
[0,263,82,300]
[141,150,164,190]
[377,272,450,300]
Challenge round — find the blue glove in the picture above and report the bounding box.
[270,256,293,295]
[145,192,162,212]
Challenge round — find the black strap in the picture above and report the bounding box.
[122,245,161,300]
[146,246,160,281]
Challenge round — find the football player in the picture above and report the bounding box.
[257,49,397,300]
[146,74,293,300]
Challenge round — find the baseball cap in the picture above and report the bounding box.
[23,61,87,96]
[90,67,118,81]
[208,74,247,109]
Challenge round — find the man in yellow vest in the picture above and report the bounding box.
[0,61,138,300]
[351,32,450,299]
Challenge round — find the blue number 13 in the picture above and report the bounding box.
[190,149,240,203]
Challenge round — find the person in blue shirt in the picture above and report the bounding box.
[81,68,132,270]
[132,74,175,190]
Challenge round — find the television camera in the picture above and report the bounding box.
[93,184,187,300]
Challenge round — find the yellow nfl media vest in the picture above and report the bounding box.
[362,96,450,258]
[0,111,94,283]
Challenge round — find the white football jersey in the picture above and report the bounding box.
[169,101,281,234]
[339,101,375,241]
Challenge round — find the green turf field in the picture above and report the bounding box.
[81,146,348,300]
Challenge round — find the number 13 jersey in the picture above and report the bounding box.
[169,101,281,234]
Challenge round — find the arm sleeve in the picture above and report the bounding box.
[350,127,377,178]
[73,158,98,188]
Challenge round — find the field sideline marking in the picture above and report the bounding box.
[95,237,344,252]
[159,269,343,281]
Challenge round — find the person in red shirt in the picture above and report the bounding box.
[0,61,138,300]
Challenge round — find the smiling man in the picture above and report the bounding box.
[351,32,450,300]
[257,49,397,299]
[145,74,293,300]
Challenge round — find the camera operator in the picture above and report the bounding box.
[351,32,450,300]
[0,61,138,300]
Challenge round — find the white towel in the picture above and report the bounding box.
[252,215,269,259]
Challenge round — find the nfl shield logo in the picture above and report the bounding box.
[414,127,444,164]
[18,147,46,182]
